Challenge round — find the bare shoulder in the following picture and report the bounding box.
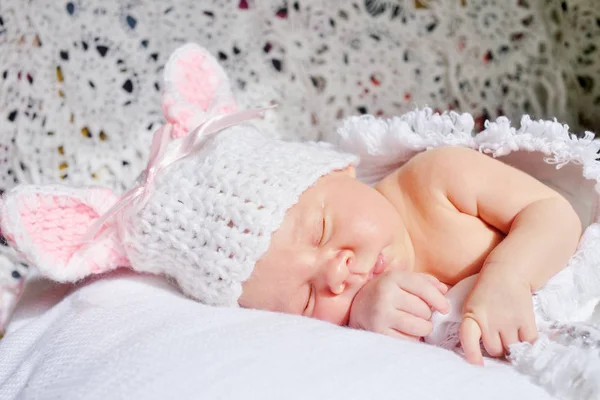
[398,146,550,191]
[376,147,479,208]
[387,146,490,199]
[385,145,560,210]
[402,146,492,179]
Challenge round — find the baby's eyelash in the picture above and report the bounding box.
[318,216,326,245]
[303,284,313,314]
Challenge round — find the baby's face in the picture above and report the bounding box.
[239,168,413,325]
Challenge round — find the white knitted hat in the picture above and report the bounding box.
[121,124,357,306]
[0,119,357,307]
[0,43,358,307]
[0,116,357,306]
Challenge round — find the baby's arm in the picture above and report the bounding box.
[443,148,581,291]
[420,147,581,364]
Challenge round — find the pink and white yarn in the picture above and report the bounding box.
[0,43,357,308]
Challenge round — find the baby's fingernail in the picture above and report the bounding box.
[442,302,450,314]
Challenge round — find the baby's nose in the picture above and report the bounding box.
[324,250,353,295]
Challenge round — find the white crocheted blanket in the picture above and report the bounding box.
[336,108,600,400]
[1,0,600,395]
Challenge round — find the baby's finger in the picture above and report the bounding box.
[460,317,483,366]
[518,324,539,344]
[500,329,519,352]
[398,275,450,314]
[482,329,504,358]
[393,290,432,321]
[391,311,434,337]
[422,274,448,294]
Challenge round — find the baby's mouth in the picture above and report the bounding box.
[368,253,387,280]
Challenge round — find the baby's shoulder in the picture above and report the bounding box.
[376,146,504,208]
[375,147,477,205]
[397,146,492,184]
[407,145,488,169]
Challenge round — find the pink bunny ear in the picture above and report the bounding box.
[162,43,238,138]
[0,185,130,282]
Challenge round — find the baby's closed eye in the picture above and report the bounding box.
[303,283,315,316]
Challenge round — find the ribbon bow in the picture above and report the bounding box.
[82,105,275,243]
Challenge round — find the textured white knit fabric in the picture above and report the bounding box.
[119,125,357,307]
[0,123,357,308]
[0,2,598,397]
[1,0,598,321]
[1,0,598,196]
[0,271,556,400]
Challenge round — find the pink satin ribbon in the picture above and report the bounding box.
[81,106,275,244]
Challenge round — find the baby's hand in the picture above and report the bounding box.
[349,270,450,340]
[460,270,538,365]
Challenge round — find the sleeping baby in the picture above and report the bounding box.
[0,44,582,366]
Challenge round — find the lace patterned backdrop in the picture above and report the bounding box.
[0,0,599,196]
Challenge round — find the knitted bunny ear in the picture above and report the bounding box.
[162,43,238,138]
[0,186,130,282]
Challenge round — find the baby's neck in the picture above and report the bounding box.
[373,177,417,273]
[394,202,418,274]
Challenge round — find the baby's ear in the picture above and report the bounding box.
[0,186,130,282]
[162,43,238,138]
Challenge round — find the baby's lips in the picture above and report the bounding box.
[367,253,386,280]
[373,253,387,275]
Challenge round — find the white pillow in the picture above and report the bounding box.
[0,272,555,400]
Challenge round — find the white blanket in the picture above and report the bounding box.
[0,272,554,400]
[2,108,598,399]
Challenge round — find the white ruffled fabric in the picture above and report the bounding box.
[336,107,600,400]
